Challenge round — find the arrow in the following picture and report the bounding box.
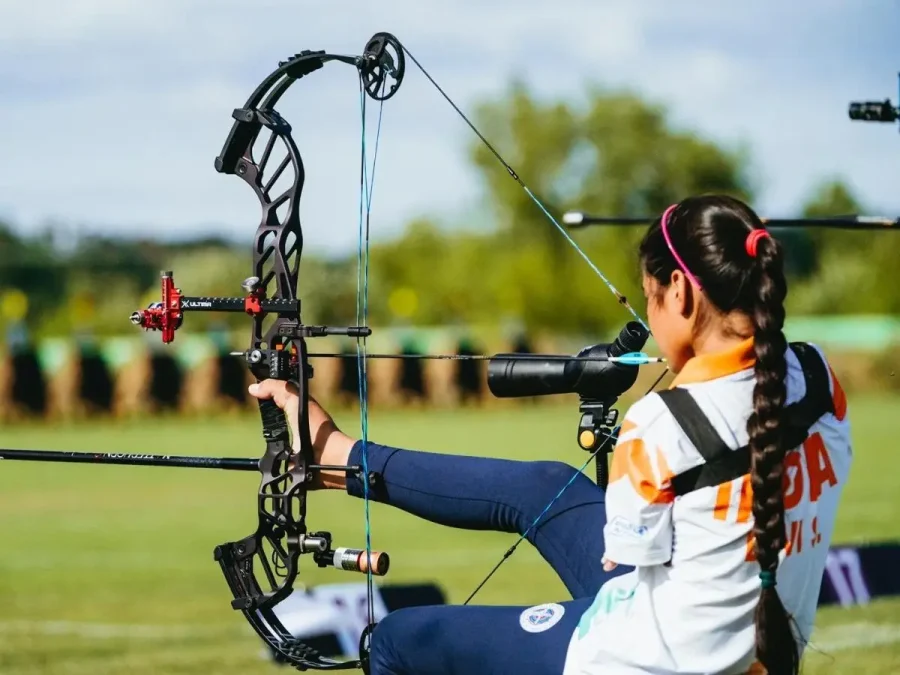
[230,351,666,365]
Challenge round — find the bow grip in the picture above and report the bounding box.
[257,397,290,442]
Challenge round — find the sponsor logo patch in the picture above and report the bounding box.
[519,602,565,633]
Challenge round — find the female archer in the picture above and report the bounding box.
[251,195,852,675]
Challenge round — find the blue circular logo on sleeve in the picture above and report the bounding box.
[519,603,565,633]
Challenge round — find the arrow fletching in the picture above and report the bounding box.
[607,352,665,366]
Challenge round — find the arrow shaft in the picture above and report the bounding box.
[295,352,664,363]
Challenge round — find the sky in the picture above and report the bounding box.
[1,0,898,254]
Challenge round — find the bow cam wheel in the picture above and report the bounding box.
[361,32,405,101]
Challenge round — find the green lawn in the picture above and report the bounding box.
[0,395,898,674]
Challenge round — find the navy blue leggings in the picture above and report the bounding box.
[345,441,625,675]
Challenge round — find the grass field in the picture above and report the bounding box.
[1,394,898,674]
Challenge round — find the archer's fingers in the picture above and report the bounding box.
[248,380,297,409]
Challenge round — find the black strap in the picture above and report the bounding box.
[784,342,834,436]
[655,388,730,464]
[659,343,834,497]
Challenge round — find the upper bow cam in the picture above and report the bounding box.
[130,32,406,671]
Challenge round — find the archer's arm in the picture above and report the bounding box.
[602,398,675,567]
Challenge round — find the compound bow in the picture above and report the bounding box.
[0,31,665,671]
[132,32,407,671]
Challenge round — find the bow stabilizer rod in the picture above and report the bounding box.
[0,448,258,470]
[0,448,367,477]
[562,212,900,230]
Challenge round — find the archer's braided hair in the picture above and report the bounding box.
[639,195,799,675]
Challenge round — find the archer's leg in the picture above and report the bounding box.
[367,597,591,675]
[248,387,623,596]
[345,441,623,598]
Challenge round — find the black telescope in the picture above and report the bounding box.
[487,322,649,400]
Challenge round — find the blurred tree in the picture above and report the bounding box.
[8,84,893,342]
[368,218,498,327]
[788,178,900,314]
[467,83,754,334]
[801,178,866,256]
[759,180,863,280]
[0,220,66,331]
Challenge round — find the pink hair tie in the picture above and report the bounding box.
[660,204,703,290]
[745,229,770,258]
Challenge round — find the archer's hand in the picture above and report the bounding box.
[248,381,355,481]
[248,380,339,449]
[602,556,618,572]
[248,380,303,446]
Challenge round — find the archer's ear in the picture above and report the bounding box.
[669,270,691,317]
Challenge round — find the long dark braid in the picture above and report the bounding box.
[747,232,798,675]
[639,195,798,675]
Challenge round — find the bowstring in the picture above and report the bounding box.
[397,41,673,604]
[462,426,616,606]
[357,74,387,636]
[398,45,649,334]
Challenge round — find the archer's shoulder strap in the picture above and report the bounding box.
[658,342,835,498]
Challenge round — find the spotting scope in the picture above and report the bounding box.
[487,322,649,400]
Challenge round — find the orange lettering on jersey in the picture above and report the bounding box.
[782,451,804,510]
[609,438,675,504]
[744,533,756,562]
[736,475,752,523]
[787,519,802,555]
[713,482,731,521]
[828,366,847,422]
[811,516,822,546]
[803,433,838,502]
[745,518,803,562]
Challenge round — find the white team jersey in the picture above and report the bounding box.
[563,339,852,675]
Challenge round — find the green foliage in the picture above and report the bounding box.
[0,220,67,327]
[0,84,891,338]
[787,179,900,315]
[368,218,499,326]
[454,83,752,333]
